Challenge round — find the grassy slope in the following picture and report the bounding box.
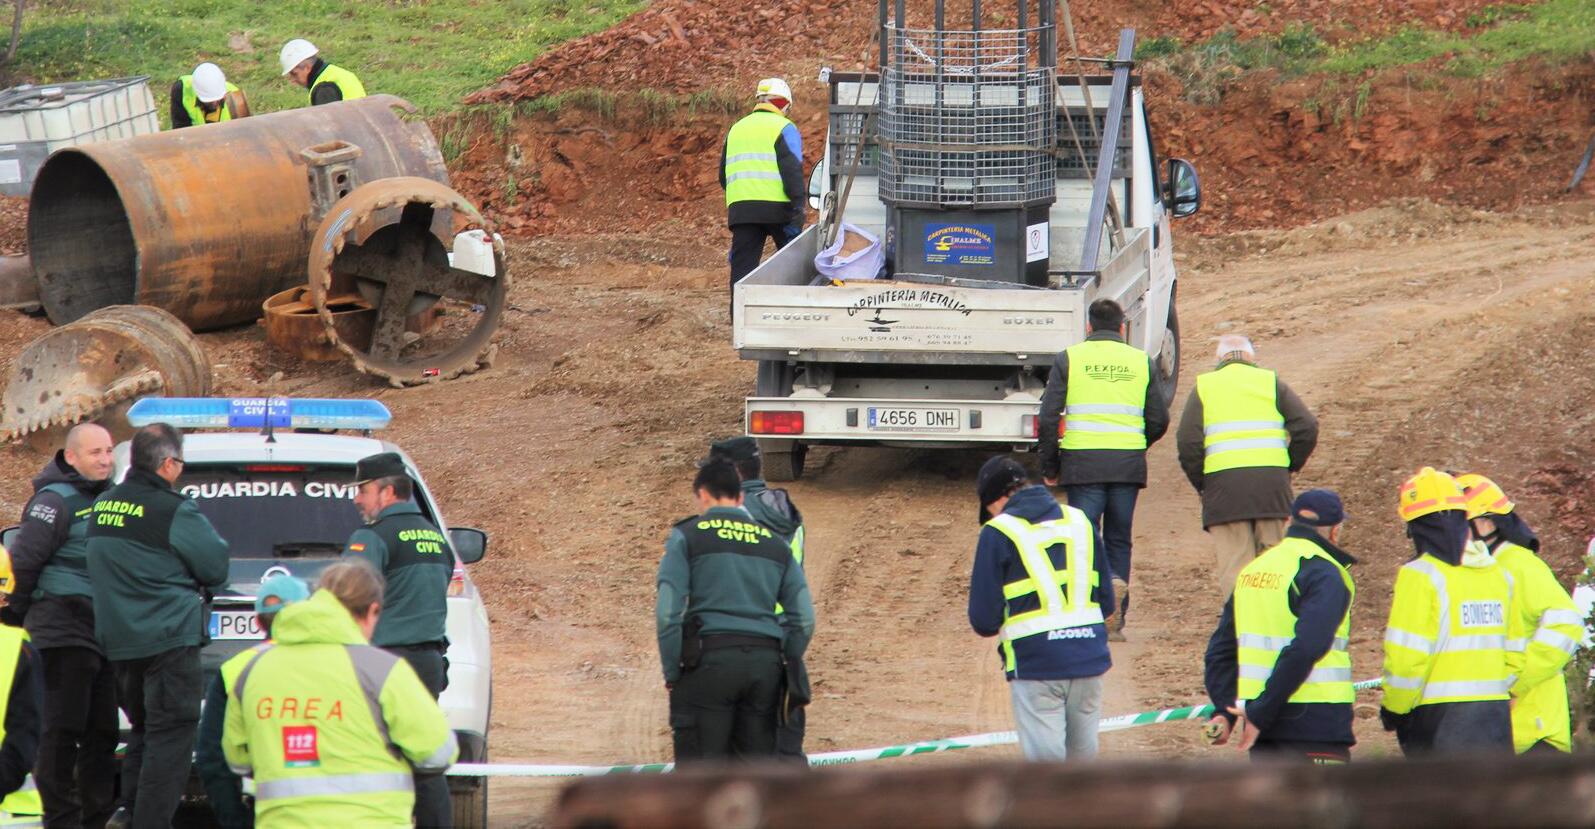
[13,0,648,118]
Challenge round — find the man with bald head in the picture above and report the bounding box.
[3,423,119,827]
[1177,336,1319,595]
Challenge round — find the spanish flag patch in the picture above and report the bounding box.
[350,543,366,552]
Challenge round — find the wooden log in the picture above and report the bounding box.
[549,755,1595,829]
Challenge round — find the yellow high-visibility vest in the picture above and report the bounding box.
[985,508,1104,672]
[1059,339,1149,451]
[1382,547,1518,713]
[1234,536,1354,704]
[1196,362,1290,474]
[178,75,240,126]
[724,106,794,206]
[0,626,41,823]
[310,65,367,106]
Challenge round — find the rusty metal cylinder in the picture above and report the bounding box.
[27,94,449,330]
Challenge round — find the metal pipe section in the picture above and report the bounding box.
[27,95,449,330]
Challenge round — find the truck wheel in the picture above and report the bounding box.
[450,778,488,829]
[1152,303,1181,407]
[759,440,806,482]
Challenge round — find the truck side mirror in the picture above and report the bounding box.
[0,526,15,550]
[1165,158,1201,218]
[449,527,488,564]
[807,165,825,210]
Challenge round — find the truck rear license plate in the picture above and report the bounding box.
[209,610,264,641]
[867,407,960,432]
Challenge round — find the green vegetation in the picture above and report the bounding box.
[1141,0,1595,103]
[13,0,648,117]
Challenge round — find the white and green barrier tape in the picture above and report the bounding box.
[446,677,1384,778]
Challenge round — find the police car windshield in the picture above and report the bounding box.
[178,465,363,592]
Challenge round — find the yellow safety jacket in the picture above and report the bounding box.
[1195,362,1290,474]
[1494,541,1583,753]
[1382,545,1521,714]
[179,75,241,126]
[985,508,1104,673]
[310,65,367,106]
[0,626,41,826]
[1060,339,1150,451]
[1234,537,1354,704]
[222,590,456,828]
[724,105,794,206]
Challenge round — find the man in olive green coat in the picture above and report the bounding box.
[86,423,229,829]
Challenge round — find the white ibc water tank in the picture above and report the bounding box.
[0,76,160,196]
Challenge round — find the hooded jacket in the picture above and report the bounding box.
[5,453,110,650]
[968,484,1115,680]
[741,479,803,557]
[222,590,457,827]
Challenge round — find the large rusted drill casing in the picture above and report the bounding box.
[26,95,449,331]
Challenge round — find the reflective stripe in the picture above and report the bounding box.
[987,511,1104,647]
[1204,437,1289,455]
[1384,628,1434,654]
[228,762,253,777]
[1203,419,1285,436]
[1421,679,1511,700]
[1384,674,1424,690]
[0,817,41,827]
[255,772,413,801]
[1065,403,1145,416]
[1063,420,1145,434]
[1238,633,1348,652]
[1238,664,1352,685]
[1439,634,1505,653]
[725,170,783,183]
[15,781,31,795]
[726,152,777,164]
[414,732,458,772]
[1000,609,1106,641]
[346,645,402,755]
[231,644,277,701]
[1531,627,1580,656]
[1505,638,1527,653]
[1540,609,1587,628]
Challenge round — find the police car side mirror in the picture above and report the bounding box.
[450,527,487,564]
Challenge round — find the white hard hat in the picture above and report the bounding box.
[191,63,228,103]
[279,38,319,75]
[756,77,792,104]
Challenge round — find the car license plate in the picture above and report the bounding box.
[209,610,264,641]
[867,407,960,432]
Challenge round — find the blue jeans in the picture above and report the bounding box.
[1065,483,1139,614]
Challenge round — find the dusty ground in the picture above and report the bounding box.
[4,194,1586,825]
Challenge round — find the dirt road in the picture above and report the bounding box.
[0,199,1589,826]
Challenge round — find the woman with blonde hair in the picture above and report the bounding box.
[222,560,456,826]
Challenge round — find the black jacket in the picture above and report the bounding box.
[0,637,40,798]
[1175,360,1319,528]
[4,453,109,650]
[1038,330,1170,486]
[1204,524,1356,745]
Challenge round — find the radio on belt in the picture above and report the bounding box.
[126,397,393,432]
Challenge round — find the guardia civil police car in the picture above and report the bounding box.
[122,397,493,826]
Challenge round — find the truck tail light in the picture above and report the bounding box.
[750,411,804,435]
[1021,415,1064,438]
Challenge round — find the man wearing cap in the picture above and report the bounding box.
[706,436,810,759]
[1204,489,1356,763]
[1177,334,1318,596]
[194,575,309,829]
[657,459,814,762]
[969,456,1114,761]
[342,452,453,825]
[3,423,117,828]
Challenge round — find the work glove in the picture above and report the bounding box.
[1379,707,1408,733]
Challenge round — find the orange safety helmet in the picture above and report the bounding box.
[1454,472,1515,520]
[1397,467,1468,522]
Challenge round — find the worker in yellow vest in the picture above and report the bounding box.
[1456,473,1584,755]
[1204,489,1355,763]
[195,574,310,828]
[1381,467,1519,754]
[720,78,804,303]
[1038,299,1169,641]
[222,561,456,826]
[279,39,367,107]
[1177,335,1318,595]
[169,63,250,128]
[0,547,44,826]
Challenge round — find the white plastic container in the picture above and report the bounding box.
[0,77,160,196]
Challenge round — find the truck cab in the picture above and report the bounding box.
[733,27,1199,479]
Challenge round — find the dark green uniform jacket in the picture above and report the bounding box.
[344,501,451,648]
[85,468,231,661]
[4,453,109,650]
[655,506,814,683]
